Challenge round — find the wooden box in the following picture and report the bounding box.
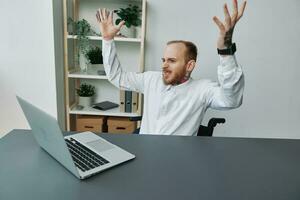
[76,115,104,133]
[107,117,137,134]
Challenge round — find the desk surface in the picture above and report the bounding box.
[1,130,300,200]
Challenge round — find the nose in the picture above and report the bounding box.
[162,61,168,69]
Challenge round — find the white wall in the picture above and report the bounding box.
[0,0,64,138]
[53,0,66,133]
[145,0,300,138]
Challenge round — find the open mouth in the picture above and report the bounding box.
[163,70,171,77]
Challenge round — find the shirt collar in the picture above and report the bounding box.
[162,77,192,92]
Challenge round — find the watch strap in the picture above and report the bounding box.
[217,43,236,55]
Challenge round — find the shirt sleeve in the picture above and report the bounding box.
[205,55,245,110]
[102,39,146,93]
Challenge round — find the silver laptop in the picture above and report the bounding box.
[16,96,135,180]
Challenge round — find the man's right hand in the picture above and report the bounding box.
[96,8,125,40]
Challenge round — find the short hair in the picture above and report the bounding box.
[167,40,198,62]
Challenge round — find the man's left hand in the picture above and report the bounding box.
[213,0,247,50]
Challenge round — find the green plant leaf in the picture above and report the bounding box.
[114,5,142,28]
[85,46,103,64]
[125,21,131,28]
[115,18,122,25]
[77,83,96,97]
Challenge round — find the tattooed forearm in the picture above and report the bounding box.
[224,27,234,47]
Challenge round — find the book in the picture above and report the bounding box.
[92,101,119,111]
[125,91,132,113]
[120,90,125,112]
[131,92,138,113]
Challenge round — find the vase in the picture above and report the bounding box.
[120,26,136,38]
[78,96,93,108]
[135,26,142,38]
[88,63,103,69]
[87,63,104,75]
[79,54,89,73]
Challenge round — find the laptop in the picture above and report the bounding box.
[16,96,135,180]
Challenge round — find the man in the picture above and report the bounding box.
[96,0,247,136]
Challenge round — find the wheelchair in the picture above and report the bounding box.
[129,117,225,136]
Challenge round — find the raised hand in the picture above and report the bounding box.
[96,8,125,40]
[213,0,247,49]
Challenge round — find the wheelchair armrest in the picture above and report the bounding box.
[207,118,226,128]
[129,116,142,121]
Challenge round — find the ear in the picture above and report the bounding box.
[186,60,196,73]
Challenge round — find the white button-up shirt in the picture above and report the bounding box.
[102,40,244,136]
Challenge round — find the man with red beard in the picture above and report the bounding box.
[96,0,246,136]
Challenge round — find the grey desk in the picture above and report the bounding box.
[1,130,300,200]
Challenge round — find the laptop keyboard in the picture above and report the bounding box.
[65,138,109,172]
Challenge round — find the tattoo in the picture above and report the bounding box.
[224,27,234,47]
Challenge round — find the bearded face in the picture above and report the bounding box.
[161,43,189,85]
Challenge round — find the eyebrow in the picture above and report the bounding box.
[161,57,177,61]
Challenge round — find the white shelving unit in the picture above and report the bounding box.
[67,35,142,43]
[63,0,147,131]
[68,67,108,79]
[69,106,140,117]
[68,72,108,79]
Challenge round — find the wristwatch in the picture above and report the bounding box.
[217,43,236,55]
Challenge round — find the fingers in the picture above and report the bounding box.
[96,8,112,23]
[105,9,109,19]
[96,9,101,23]
[237,1,247,21]
[213,16,225,34]
[108,11,113,24]
[231,0,238,24]
[223,3,232,29]
[117,20,125,30]
[99,8,104,21]
[102,8,109,20]
[101,8,106,20]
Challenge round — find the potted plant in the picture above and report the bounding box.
[76,83,96,107]
[86,46,103,66]
[114,4,142,38]
[68,18,99,71]
[85,46,105,75]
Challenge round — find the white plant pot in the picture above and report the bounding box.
[135,26,142,38]
[87,63,104,75]
[88,63,103,69]
[120,26,136,38]
[78,96,93,108]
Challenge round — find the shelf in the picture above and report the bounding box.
[69,105,141,117]
[68,69,108,80]
[63,0,146,131]
[67,35,141,43]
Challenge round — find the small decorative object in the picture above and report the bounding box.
[67,17,75,35]
[76,83,96,108]
[97,70,106,75]
[114,4,142,38]
[75,105,84,110]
